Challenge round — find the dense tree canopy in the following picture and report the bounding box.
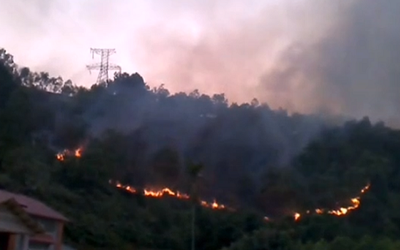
[1,48,400,249]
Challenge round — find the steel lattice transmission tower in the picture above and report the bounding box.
[86,48,121,84]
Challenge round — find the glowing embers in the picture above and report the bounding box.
[111,180,227,210]
[56,147,83,161]
[293,183,370,221]
[55,148,371,220]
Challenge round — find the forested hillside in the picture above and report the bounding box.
[1,48,400,250]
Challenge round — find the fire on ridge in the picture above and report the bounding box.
[56,148,82,161]
[56,146,227,210]
[55,147,371,220]
[110,180,227,210]
[293,183,370,221]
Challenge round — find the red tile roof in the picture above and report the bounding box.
[1,198,46,234]
[0,189,68,221]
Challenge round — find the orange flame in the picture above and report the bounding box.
[56,153,65,161]
[56,148,370,221]
[111,180,227,210]
[293,183,370,221]
[56,147,83,161]
[75,148,82,158]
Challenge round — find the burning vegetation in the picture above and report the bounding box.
[56,147,228,210]
[293,183,370,221]
[56,147,370,220]
[110,180,227,210]
[4,45,400,249]
[56,147,82,161]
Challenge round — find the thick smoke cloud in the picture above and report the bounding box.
[259,0,400,124]
[1,0,399,124]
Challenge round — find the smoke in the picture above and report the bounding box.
[259,0,400,124]
[1,0,400,123]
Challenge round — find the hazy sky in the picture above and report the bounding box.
[1,0,400,123]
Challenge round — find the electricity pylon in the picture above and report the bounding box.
[86,48,121,84]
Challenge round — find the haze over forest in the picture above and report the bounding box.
[3,1,400,249]
[2,0,400,125]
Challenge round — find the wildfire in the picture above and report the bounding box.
[201,200,226,210]
[75,148,82,157]
[56,148,227,210]
[293,183,370,221]
[56,153,65,161]
[55,148,371,220]
[56,147,83,161]
[111,180,227,210]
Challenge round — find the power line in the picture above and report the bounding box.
[86,48,121,84]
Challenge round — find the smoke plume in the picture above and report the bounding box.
[1,0,400,123]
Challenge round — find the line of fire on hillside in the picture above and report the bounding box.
[56,146,370,221]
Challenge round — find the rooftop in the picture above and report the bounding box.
[0,189,68,222]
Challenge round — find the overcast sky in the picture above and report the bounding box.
[1,0,400,123]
